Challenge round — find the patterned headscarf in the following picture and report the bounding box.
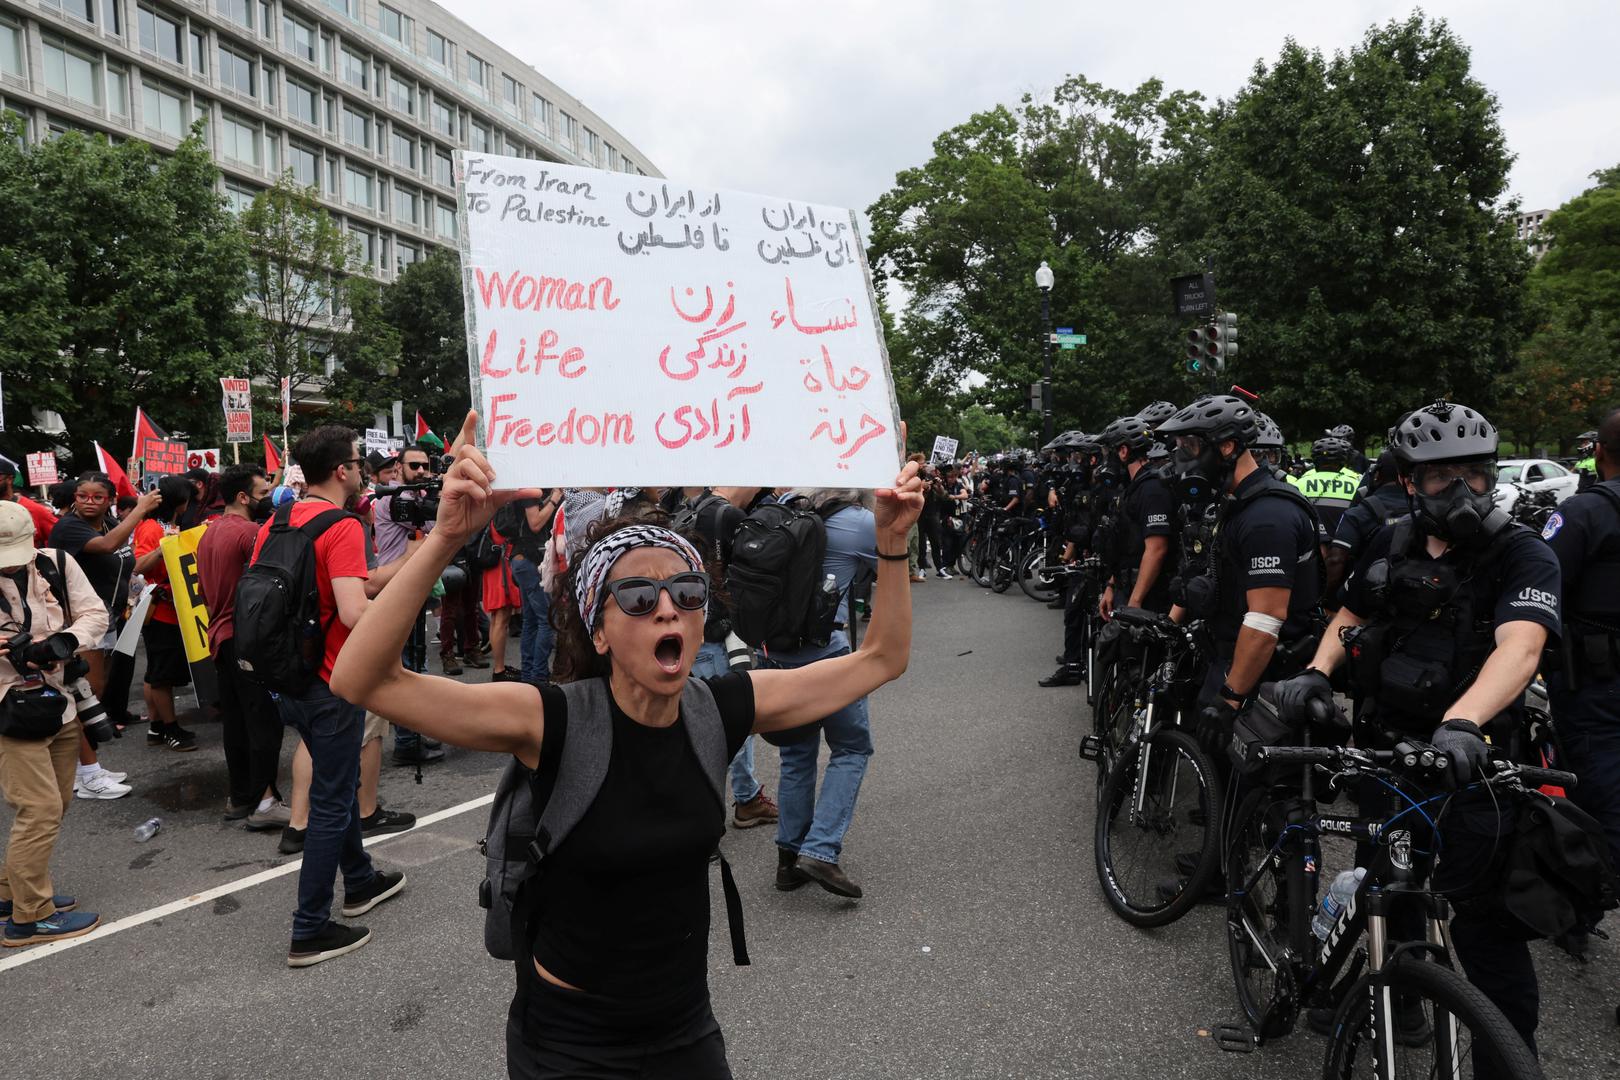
[575,523,706,631]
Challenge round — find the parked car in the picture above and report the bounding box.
[1494,458,1580,514]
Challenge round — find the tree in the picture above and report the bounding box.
[327,248,471,433]
[1195,15,1530,441]
[241,173,361,435]
[957,403,1029,453]
[0,116,251,466]
[1491,307,1614,453]
[1530,165,1620,339]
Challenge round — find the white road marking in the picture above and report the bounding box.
[0,792,495,973]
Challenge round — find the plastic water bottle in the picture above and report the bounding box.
[133,817,163,843]
[1312,867,1366,941]
[822,573,840,602]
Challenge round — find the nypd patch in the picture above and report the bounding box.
[1541,512,1564,541]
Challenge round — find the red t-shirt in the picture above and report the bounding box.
[16,496,58,549]
[195,513,259,658]
[251,500,368,684]
[133,518,178,624]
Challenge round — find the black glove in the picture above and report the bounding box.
[1274,668,1332,723]
[1431,720,1490,785]
[1197,700,1239,757]
[22,632,77,668]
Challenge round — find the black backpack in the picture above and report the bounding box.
[233,502,354,694]
[726,496,851,653]
[463,525,503,571]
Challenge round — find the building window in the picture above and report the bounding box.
[219,44,255,96]
[465,53,485,92]
[340,43,367,90]
[395,240,418,273]
[426,29,448,70]
[342,104,371,149]
[107,64,129,115]
[430,97,453,137]
[500,74,520,113]
[223,180,257,215]
[1,18,27,79]
[43,38,102,108]
[287,77,317,125]
[606,144,619,171]
[378,4,408,45]
[433,147,451,186]
[259,1,271,38]
[585,129,599,165]
[189,29,206,75]
[142,80,186,137]
[221,111,260,166]
[324,0,351,17]
[349,225,374,267]
[394,184,418,225]
[283,13,315,62]
[289,141,318,189]
[47,0,96,25]
[345,164,373,209]
[435,200,455,239]
[138,5,183,64]
[390,128,416,169]
[220,0,252,31]
[561,112,578,152]
[262,64,277,107]
[103,0,122,35]
[468,119,489,153]
[387,73,414,116]
[531,94,552,136]
[265,127,279,172]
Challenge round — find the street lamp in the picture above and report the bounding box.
[1034,261,1054,446]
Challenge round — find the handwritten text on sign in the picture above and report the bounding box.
[458,155,901,488]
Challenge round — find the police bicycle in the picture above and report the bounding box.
[1221,717,1563,1079]
[1090,607,1225,928]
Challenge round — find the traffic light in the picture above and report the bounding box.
[1184,328,1205,373]
[1208,311,1238,372]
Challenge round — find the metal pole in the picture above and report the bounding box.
[1040,289,1053,446]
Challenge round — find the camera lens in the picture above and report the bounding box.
[71,679,117,746]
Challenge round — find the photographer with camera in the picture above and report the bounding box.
[0,500,110,946]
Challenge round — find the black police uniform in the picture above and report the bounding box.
[1110,467,1176,613]
[1331,481,1407,566]
[1339,516,1563,1053]
[1542,478,1620,872]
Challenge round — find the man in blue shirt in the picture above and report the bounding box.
[761,489,878,898]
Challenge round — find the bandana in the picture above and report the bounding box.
[575,523,706,631]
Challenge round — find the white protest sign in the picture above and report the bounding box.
[186,448,221,473]
[458,154,902,488]
[25,451,58,487]
[364,428,391,456]
[930,435,959,464]
[220,377,253,443]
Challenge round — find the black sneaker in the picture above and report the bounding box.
[156,723,197,752]
[287,921,371,968]
[278,826,306,855]
[360,807,416,838]
[341,870,406,918]
[1038,666,1085,688]
[391,744,445,767]
[775,849,808,891]
[491,669,524,682]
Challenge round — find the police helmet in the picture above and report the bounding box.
[1156,394,1257,447]
[1135,401,1178,429]
[1311,436,1354,462]
[1391,401,1498,467]
[1328,424,1356,443]
[1250,412,1284,450]
[1099,415,1155,456]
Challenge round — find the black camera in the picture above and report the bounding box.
[375,480,443,528]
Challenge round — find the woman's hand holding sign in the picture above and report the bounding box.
[433,411,540,547]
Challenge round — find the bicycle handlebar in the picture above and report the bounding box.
[1255,744,1578,792]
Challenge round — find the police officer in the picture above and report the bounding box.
[1573,429,1598,491]
[1543,406,1620,873]
[1325,449,1405,599]
[1040,435,1104,687]
[1275,400,1562,1056]
[1097,416,1175,620]
[1297,436,1362,537]
[1157,395,1323,749]
[1249,412,1289,482]
[1329,423,1370,473]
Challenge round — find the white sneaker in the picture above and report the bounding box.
[99,769,128,783]
[936,569,953,579]
[74,770,132,800]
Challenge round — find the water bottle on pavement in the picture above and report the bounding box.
[1312,867,1366,941]
[133,817,162,843]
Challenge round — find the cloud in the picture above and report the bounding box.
[443,0,1617,215]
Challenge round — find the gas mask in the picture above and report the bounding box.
[1407,462,1498,543]
[1093,458,1126,492]
[1171,435,1235,505]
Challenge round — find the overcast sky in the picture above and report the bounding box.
[443,0,1616,219]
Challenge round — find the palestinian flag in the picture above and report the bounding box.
[263,434,282,473]
[93,441,138,500]
[131,407,168,463]
[415,411,433,442]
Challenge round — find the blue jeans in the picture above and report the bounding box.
[760,646,872,864]
[510,556,555,684]
[693,641,760,804]
[274,680,376,939]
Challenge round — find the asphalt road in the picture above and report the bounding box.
[2,580,1617,1078]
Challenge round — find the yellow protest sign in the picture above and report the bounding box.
[160,524,211,664]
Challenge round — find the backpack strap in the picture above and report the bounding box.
[534,679,614,861]
[680,676,749,966]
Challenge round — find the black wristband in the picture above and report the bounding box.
[877,550,909,561]
[1219,681,1252,706]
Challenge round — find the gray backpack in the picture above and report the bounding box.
[477,677,750,965]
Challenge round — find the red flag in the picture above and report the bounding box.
[93,441,138,501]
[263,434,282,473]
[415,411,432,442]
[131,407,168,463]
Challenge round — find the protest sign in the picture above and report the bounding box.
[143,439,188,476]
[364,428,391,456]
[25,451,58,487]
[221,377,253,443]
[187,448,221,472]
[160,524,216,706]
[930,436,959,464]
[458,154,902,488]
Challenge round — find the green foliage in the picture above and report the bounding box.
[1531,166,1620,334]
[0,115,251,467]
[1491,306,1614,453]
[957,403,1029,454]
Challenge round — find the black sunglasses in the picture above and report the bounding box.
[602,572,709,620]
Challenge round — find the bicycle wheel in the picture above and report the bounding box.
[989,541,1014,592]
[1018,543,1060,603]
[1094,727,1221,928]
[1321,955,1545,1080]
[970,534,993,587]
[1226,787,1299,1037]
